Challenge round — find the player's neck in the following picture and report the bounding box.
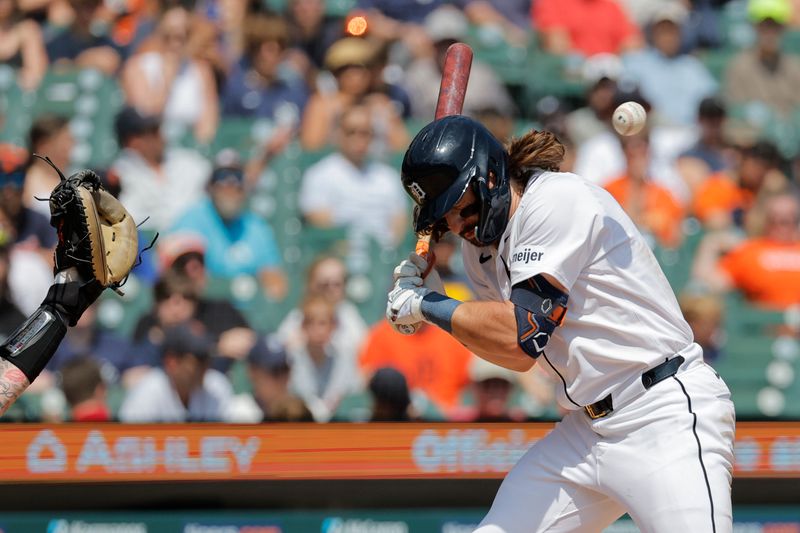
[507,185,523,222]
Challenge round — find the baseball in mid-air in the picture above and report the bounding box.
[612,101,647,136]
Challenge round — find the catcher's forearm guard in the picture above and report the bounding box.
[0,267,103,384]
[0,304,67,383]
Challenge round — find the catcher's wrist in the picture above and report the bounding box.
[42,268,104,327]
[420,292,461,333]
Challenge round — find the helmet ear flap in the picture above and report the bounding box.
[412,205,423,232]
[473,147,511,246]
[413,205,434,236]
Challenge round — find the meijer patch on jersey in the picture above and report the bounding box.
[511,248,544,264]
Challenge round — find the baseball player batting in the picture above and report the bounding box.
[387,124,735,528]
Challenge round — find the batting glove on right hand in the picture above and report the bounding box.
[386,275,433,336]
[390,253,445,335]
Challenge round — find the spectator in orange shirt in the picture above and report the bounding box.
[691,141,787,230]
[692,191,800,309]
[359,320,472,416]
[532,0,643,57]
[604,132,684,248]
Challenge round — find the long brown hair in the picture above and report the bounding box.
[505,130,565,185]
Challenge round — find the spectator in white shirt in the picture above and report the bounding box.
[276,254,367,362]
[287,294,362,422]
[109,107,210,231]
[299,103,408,248]
[118,324,233,422]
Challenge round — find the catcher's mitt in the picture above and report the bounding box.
[48,166,138,286]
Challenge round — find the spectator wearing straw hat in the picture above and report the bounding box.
[300,36,408,151]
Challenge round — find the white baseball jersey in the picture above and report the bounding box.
[462,170,699,409]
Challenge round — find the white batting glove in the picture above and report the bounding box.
[393,253,446,294]
[389,254,445,335]
[386,278,431,327]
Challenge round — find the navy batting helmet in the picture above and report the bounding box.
[401,115,511,246]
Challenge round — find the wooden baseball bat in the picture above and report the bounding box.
[415,42,473,274]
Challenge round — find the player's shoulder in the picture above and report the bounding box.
[523,170,603,207]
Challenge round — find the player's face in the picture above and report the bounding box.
[443,186,483,247]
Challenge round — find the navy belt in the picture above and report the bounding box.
[584,355,686,420]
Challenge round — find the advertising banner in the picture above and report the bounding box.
[3,422,800,483]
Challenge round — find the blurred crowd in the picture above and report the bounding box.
[1,0,800,422]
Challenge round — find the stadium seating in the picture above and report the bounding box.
[36,68,123,167]
[263,0,354,16]
[653,220,705,294]
[0,66,34,149]
[714,295,800,419]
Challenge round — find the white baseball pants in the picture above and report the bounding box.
[475,361,736,533]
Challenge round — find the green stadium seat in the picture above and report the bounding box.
[29,68,124,168]
[342,234,414,325]
[713,295,796,419]
[0,66,35,148]
[94,274,153,338]
[333,391,373,422]
[720,0,756,49]
[653,220,704,293]
[210,117,269,160]
[524,51,587,104]
[203,274,289,333]
[467,25,532,87]
[698,48,737,82]
[723,101,800,159]
[262,0,353,16]
[35,69,84,117]
[106,383,127,416]
[2,390,43,422]
[228,360,253,395]
[782,30,800,54]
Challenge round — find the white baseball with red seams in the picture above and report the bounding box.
[613,101,647,136]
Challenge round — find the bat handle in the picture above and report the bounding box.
[415,235,435,278]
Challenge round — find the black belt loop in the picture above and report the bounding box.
[584,355,686,420]
[641,355,685,389]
